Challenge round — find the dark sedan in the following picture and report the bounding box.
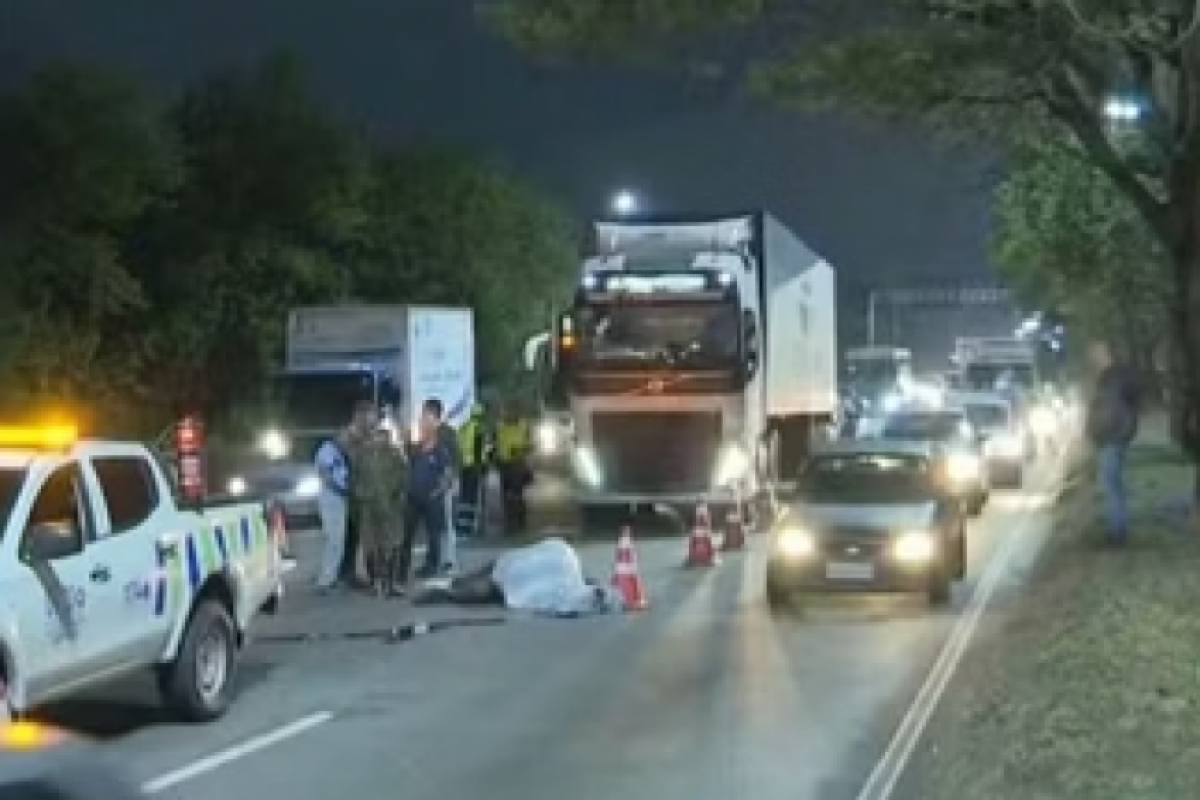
[766,440,967,609]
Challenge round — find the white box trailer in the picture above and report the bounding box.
[567,211,837,521]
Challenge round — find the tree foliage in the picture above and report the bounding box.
[0,55,576,434]
[991,139,1166,370]
[493,0,1200,459]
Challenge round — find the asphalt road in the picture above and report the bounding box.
[42,454,1065,800]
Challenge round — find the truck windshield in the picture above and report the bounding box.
[271,372,375,430]
[799,454,935,505]
[0,468,26,534]
[576,301,739,369]
[964,363,1034,391]
[963,403,1009,428]
[882,412,970,443]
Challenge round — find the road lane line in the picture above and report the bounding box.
[857,454,1066,800]
[141,711,332,795]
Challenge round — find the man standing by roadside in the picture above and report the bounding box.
[438,410,464,574]
[495,401,532,536]
[314,418,356,594]
[398,398,456,586]
[1086,340,1141,545]
[354,422,408,597]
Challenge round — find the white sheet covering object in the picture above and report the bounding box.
[491,538,622,615]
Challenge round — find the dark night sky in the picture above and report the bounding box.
[0,0,995,306]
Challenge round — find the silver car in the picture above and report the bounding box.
[767,439,968,608]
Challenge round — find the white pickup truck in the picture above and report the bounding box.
[0,431,283,722]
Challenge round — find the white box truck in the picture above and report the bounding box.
[227,305,475,519]
[558,212,837,525]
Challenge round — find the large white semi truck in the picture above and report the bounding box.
[544,212,837,525]
[227,304,475,519]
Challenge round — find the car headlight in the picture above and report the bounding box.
[1028,406,1056,436]
[294,475,321,498]
[572,446,602,487]
[713,443,750,487]
[893,531,935,562]
[536,420,558,455]
[881,392,902,414]
[985,434,1023,458]
[946,453,981,483]
[227,476,247,495]
[258,428,289,460]
[775,526,816,558]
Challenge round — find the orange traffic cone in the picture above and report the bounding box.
[684,504,719,568]
[721,506,746,551]
[611,526,648,611]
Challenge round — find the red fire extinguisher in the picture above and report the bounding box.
[175,414,206,505]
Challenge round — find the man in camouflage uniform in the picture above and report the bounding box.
[352,424,408,597]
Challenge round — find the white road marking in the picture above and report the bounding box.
[857,454,1066,800]
[141,711,332,795]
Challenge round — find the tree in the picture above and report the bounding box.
[492,0,1200,487]
[992,138,1167,377]
[354,147,577,385]
[0,65,181,429]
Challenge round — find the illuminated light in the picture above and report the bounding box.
[0,424,78,450]
[947,453,981,484]
[560,335,576,349]
[893,531,935,562]
[257,429,289,460]
[776,527,815,558]
[227,476,248,496]
[1,720,65,750]
[294,475,321,498]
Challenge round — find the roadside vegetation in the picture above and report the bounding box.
[899,419,1200,799]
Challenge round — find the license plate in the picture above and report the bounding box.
[825,561,875,581]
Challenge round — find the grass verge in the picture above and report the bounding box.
[899,430,1200,800]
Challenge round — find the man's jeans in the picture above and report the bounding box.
[442,486,457,571]
[316,491,348,588]
[1097,443,1129,542]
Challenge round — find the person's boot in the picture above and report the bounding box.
[386,547,406,598]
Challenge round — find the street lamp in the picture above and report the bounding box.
[1103,96,1142,122]
[611,190,638,216]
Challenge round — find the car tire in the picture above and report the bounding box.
[766,566,796,611]
[955,527,967,579]
[927,557,953,606]
[158,599,238,723]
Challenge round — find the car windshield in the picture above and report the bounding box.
[0,468,26,534]
[963,403,1009,428]
[799,453,935,504]
[271,372,376,431]
[882,412,970,442]
[577,301,740,369]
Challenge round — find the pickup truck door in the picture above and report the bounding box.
[80,454,177,668]
[11,462,102,702]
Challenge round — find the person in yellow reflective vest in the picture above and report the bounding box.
[495,403,532,535]
[455,403,490,538]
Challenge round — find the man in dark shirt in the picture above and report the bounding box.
[398,398,455,585]
[1085,340,1140,544]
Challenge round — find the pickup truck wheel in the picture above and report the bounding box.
[927,559,953,607]
[160,600,238,722]
[766,565,797,612]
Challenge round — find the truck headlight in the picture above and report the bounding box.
[775,526,816,559]
[893,531,935,562]
[536,420,558,455]
[985,434,1023,458]
[258,428,289,460]
[713,443,750,487]
[227,476,247,495]
[294,475,321,498]
[1028,406,1056,437]
[946,453,980,484]
[572,446,602,487]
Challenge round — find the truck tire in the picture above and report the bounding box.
[766,564,796,612]
[158,599,238,722]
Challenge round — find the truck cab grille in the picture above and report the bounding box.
[590,412,721,493]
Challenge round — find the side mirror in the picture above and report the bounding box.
[22,522,84,562]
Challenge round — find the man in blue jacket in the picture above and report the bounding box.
[398,398,456,586]
[1085,340,1140,545]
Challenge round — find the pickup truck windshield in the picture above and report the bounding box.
[577,301,739,369]
[963,403,1009,428]
[0,468,26,534]
[272,372,375,430]
[799,454,935,504]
